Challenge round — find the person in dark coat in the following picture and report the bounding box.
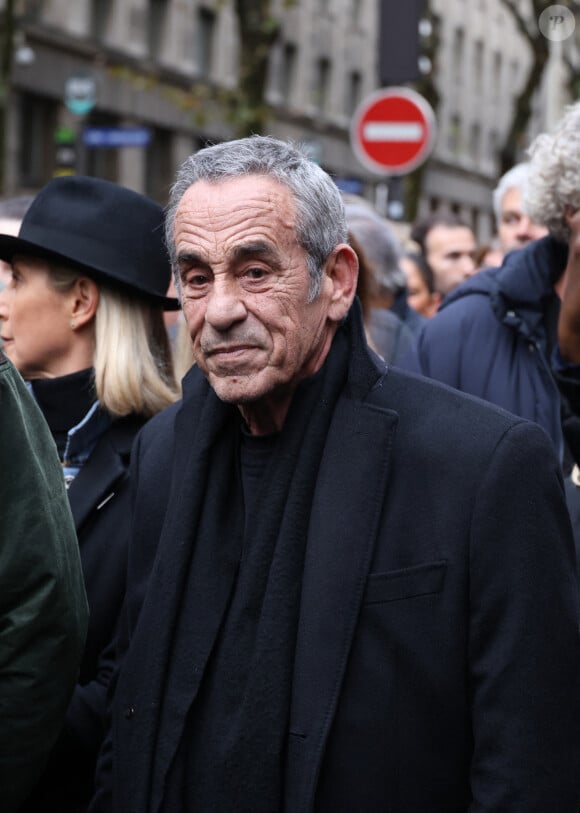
[0,177,180,811]
[344,196,425,341]
[90,136,580,812]
[0,350,88,813]
[402,235,567,455]
[401,102,580,573]
[348,230,414,363]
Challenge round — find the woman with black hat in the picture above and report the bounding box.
[0,175,180,810]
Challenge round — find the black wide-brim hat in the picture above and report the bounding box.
[0,175,179,310]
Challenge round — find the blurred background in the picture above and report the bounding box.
[0,0,578,243]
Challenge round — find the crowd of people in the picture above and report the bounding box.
[1,101,580,812]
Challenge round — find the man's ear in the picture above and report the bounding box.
[325,243,359,322]
[70,276,100,329]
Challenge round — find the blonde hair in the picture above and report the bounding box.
[49,265,179,417]
[172,311,196,385]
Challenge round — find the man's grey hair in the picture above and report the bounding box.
[344,199,406,296]
[492,163,531,224]
[165,135,348,300]
[525,101,580,243]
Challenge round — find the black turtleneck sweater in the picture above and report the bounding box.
[31,368,96,460]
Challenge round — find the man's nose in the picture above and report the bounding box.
[204,279,247,330]
[463,255,477,277]
[515,216,534,240]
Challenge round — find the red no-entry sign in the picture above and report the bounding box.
[350,87,436,175]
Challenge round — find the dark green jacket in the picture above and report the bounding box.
[0,350,88,812]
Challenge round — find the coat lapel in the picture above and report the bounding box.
[120,384,241,813]
[67,416,143,532]
[285,392,398,812]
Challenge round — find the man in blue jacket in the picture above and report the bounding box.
[403,102,580,475]
[91,135,580,812]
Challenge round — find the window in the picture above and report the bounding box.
[509,58,519,84]
[148,0,167,58]
[90,0,114,41]
[488,128,499,165]
[492,51,502,94]
[469,122,481,163]
[448,113,462,155]
[280,43,297,102]
[312,57,331,114]
[82,111,119,181]
[345,70,361,117]
[146,128,173,204]
[197,8,216,79]
[452,27,464,79]
[473,40,484,93]
[18,93,57,187]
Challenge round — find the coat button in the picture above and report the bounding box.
[124,705,135,719]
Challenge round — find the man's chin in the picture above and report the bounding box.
[207,372,264,405]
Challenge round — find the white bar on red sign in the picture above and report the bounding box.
[363,123,423,142]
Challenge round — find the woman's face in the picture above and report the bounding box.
[400,256,441,319]
[0,255,81,378]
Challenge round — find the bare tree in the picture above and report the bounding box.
[561,5,580,99]
[229,0,284,137]
[497,0,557,174]
[0,0,16,193]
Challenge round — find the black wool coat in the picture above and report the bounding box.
[23,414,145,812]
[91,313,580,813]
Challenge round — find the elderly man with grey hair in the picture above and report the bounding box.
[402,100,580,573]
[492,162,547,254]
[90,134,579,813]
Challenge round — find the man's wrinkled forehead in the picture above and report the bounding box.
[174,177,298,246]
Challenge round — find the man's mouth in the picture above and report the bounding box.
[207,344,256,357]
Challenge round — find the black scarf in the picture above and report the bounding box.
[162,322,352,812]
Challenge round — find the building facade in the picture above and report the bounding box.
[3,0,379,202]
[420,0,574,241]
[1,0,575,238]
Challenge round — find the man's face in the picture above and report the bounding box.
[174,175,345,433]
[498,186,548,253]
[424,224,477,296]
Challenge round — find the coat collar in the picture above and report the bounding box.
[285,386,397,812]
[67,414,145,531]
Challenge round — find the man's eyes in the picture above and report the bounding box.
[244,266,268,280]
[181,265,271,288]
[183,271,210,287]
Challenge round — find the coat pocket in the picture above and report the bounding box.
[364,560,447,604]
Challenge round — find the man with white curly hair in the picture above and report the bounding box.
[402,100,580,556]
